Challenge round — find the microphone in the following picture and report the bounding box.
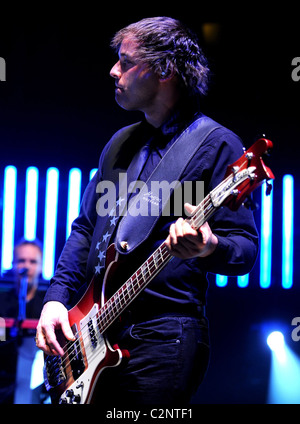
[18,267,28,276]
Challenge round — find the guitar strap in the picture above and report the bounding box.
[115,114,221,255]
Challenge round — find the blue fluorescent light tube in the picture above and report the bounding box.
[1,166,17,274]
[237,274,249,288]
[24,166,39,241]
[282,175,294,289]
[89,168,97,180]
[260,181,273,288]
[66,168,82,239]
[216,274,228,287]
[43,167,59,280]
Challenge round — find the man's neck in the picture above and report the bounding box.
[143,78,183,128]
[144,107,174,128]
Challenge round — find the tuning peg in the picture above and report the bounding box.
[243,196,259,211]
[266,181,273,196]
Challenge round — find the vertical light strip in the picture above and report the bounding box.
[24,166,39,241]
[216,274,228,287]
[282,175,294,289]
[1,166,17,273]
[43,167,59,280]
[260,181,273,288]
[66,168,82,239]
[89,168,97,180]
[237,274,249,288]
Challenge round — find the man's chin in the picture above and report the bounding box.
[115,95,137,112]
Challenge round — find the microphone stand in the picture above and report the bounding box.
[18,271,28,322]
[11,268,29,341]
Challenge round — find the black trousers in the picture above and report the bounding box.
[95,315,210,405]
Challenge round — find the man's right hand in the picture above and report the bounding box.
[36,301,75,356]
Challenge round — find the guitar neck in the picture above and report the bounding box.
[97,241,171,333]
[97,192,217,333]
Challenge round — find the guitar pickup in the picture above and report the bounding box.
[88,319,98,349]
[44,355,66,390]
[69,324,85,380]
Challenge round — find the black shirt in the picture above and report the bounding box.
[43,104,259,317]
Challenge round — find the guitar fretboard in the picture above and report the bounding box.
[96,241,172,333]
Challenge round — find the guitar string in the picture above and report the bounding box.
[94,244,172,332]
[50,163,252,378]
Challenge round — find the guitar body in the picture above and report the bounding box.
[44,244,129,404]
[43,137,275,404]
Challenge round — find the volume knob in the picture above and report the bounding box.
[73,394,81,403]
[65,389,74,397]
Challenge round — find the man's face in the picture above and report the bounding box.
[13,244,43,286]
[110,37,160,113]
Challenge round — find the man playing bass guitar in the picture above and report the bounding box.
[36,17,261,404]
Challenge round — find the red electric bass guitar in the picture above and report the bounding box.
[43,137,275,404]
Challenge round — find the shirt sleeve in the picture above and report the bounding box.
[42,171,100,307]
[186,127,259,276]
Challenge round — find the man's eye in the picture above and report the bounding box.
[120,58,133,69]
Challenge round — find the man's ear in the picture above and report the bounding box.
[159,68,176,82]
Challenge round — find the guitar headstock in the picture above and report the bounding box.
[222,137,275,211]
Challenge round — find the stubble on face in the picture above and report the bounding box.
[111,38,160,113]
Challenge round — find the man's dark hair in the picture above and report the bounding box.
[111,16,210,97]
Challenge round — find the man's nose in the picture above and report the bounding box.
[110,61,121,79]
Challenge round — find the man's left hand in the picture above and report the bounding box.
[166,203,218,259]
